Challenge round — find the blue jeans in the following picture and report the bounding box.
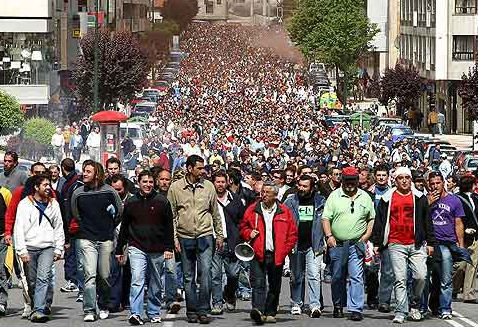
[237,260,251,297]
[163,255,177,309]
[0,237,8,307]
[179,235,214,316]
[211,243,240,306]
[74,239,84,297]
[329,241,365,313]
[77,239,113,314]
[421,245,453,314]
[129,246,165,319]
[64,240,78,285]
[24,247,54,314]
[378,247,394,305]
[109,253,131,309]
[289,248,323,309]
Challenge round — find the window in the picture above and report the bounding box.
[217,0,221,4]
[452,35,475,61]
[455,0,477,14]
[205,0,213,13]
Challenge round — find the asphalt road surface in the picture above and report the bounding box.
[2,261,478,327]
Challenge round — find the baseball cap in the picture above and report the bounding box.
[342,166,359,180]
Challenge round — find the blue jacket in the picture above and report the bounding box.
[284,192,325,254]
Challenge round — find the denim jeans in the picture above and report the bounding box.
[163,254,177,309]
[47,263,55,307]
[128,246,165,319]
[0,237,8,307]
[237,260,251,297]
[211,243,240,306]
[388,243,427,316]
[422,245,454,314]
[179,235,214,316]
[74,239,84,297]
[109,253,131,309]
[250,251,283,316]
[289,248,323,309]
[378,247,394,305]
[77,239,113,314]
[23,247,54,314]
[329,242,365,313]
[64,240,78,285]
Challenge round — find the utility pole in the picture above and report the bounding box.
[93,0,100,111]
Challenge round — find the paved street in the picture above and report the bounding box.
[2,261,478,327]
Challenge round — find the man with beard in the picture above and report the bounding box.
[0,151,28,192]
[284,175,325,318]
[322,166,375,321]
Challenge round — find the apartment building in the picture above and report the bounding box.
[196,0,229,20]
[399,0,477,133]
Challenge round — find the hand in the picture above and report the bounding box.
[164,251,173,260]
[373,247,380,255]
[427,191,440,205]
[20,254,30,263]
[427,246,434,256]
[250,229,259,239]
[216,239,224,251]
[53,254,61,261]
[64,243,70,251]
[4,235,12,246]
[175,240,181,253]
[326,236,336,248]
[116,255,126,266]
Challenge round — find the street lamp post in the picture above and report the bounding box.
[93,0,100,111]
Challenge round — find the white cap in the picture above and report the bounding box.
[394,167,412,179]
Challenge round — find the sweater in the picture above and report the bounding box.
[0,166,28,192]
[13,196,64,256]
[115,190,174,254]
[71,183,123,241]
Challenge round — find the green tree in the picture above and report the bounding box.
[288,0,378,106]
[23,118,56,145]
[161,0,198,31]
[0,91,24,135]
[458,62,478,121]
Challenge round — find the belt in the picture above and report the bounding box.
[335,238,360,247]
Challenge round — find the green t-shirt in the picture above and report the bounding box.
[322,188,375,241]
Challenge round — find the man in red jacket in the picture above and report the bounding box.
[240,180,298,324]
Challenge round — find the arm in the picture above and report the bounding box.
[52,201,65,257]
[322,197,336,247]
[285,209,298,253]
[210,189,224,241]
[115,203,131,255]
[163,199,175,252]
[456,217,465,248]
[4,187,23,238]
[13,201,28,256]
[167,187,179,244]
[361,198,376,243]
[239,208,254,241]
[112,188,124,226]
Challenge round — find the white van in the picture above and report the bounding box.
[120,123,144,150]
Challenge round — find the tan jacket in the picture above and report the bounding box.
[428,111,438,124]
[168,176,223,242]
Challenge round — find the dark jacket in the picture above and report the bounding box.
[116,190,174,254]
[456,192,478,246]
[283,192,325,254]
[372,187,436,249]
[0,191,6,235]
[218,191,245,254]
[71,183,123,241]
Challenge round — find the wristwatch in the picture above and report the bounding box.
[325,234,334,241]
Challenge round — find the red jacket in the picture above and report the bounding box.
[240,201,298,266]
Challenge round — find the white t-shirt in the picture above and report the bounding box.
[217,192,231,239]
[261,202,277,251]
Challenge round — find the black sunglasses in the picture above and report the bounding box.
[351,200,355,214]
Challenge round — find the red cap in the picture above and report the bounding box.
[342,166,359,178]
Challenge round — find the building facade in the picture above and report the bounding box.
[196,0,229,21]
[399,0,477,133]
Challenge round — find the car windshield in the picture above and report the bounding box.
[468,159,478,168]
[392,127,413,135]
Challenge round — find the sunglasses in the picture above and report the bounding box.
[351,200,355,214]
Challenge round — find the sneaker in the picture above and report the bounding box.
[84,313,96,322]
[0,304,5,316]
[99,310,109,320]
[349,312,363,321]
[150,316,161,323]
[30,311,49,323]
[225,301,236,312]
[250,308,265,325]
[378,303,391,313]
[440,313,453,320]
[211,305,223,315]
[393,314,405,324]
[76,294,83,302]
[60,280,79,293]
[310,307,321,318]
[241,293,251,301]
[44,305,52,316]
[21,307,31,319]
[198,315,212,324]
[169,302,181,314]
[409,308,422,321]
[333,306,344,318]
[291,306,301,315]
[128,314,144,325]
[265,316,276,323]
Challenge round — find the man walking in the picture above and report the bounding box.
[211,170,245,315]
[284,175,325,318]
[240,181,297,324]
[0,185,11,316]
[86,126,101,162]
[116,170,175,325]
[14,174,64,322]
[168,155,224,324]
[51,128,65,165]
[0,151,28,192]
[322,166,375,321]
[372,167,435,323]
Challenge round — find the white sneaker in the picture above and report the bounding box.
[84,313,96,322]
[99,310,109,320]
[393,314,405,324]
[409,308,422,321]
[21,307,31,319]
[291,306,301,315]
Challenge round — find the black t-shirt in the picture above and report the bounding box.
[298,194,314,251]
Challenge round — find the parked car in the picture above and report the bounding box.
[386,125,414,143]
[131,101,156,117]
[463,157,478,172]
[371,117,403,128]
[424,143,457,159]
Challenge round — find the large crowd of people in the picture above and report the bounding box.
[0,22,477,326]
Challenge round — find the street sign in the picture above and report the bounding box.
[73,29,81,38]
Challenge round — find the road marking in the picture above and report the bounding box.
[454,312,478,327]
[445,319,466,327]
[164,313,176,327]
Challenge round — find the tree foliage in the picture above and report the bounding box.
[139,29,172,81]
[0,91,24,135]
[379,61,422,113]
[161,0,198,31]
[23,118,56,145]
[73,29,149,116]
[458,62,478,121]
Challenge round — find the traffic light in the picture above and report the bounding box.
[428,92,436,110]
